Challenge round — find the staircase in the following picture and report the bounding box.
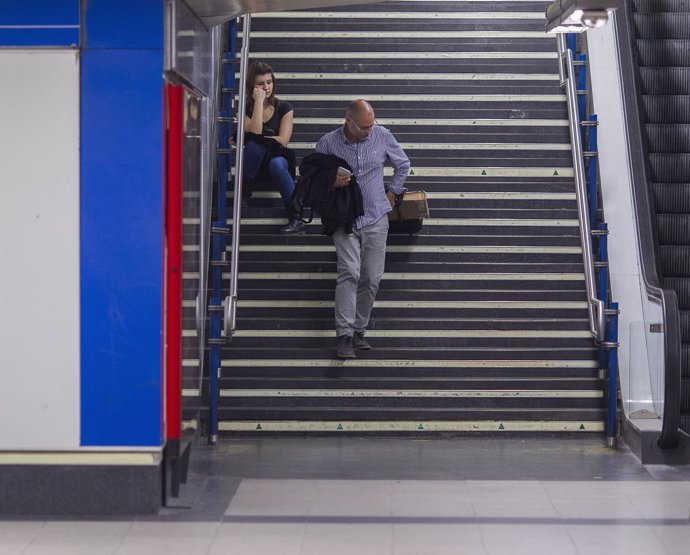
[191,0,605,435]
[631,0,690,432]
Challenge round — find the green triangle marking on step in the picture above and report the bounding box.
[481,169,487,176]
[256,423,262,430]
[417,423,424,430]
[336,423,343,430]
[553,170,559,176]
[409,168,415,176]
[579,423,586,430]
[498,423,505,430]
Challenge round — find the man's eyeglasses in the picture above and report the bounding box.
[349,117,378,132]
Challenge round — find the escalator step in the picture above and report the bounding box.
[641,95,690,124]
[681,415,690,432]
[645,124,690,153]
[632,0,690,12]
[660,246,690,276]
[665,280,690,310]
[636,40,690,67]
[681,310,690,338]
[656,214,690,244]
[681,378,690,407]
[652,182,690,212]
[639,68,690,95]
[684,346,690,378]
[649,154,690,182]
[633,14,690,39]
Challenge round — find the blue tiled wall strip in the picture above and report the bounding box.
[0,0,80,47]
[80,0,165,447]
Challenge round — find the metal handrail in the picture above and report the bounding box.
[224,14,251,338]
[557,34,605,342]
[614,1,680,448]
[196,24,223,392]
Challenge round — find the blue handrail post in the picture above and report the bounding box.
[208,118,228,445]
[208,231,222,445]
[577,54,588,146]
[207,20,239,445]
[598,225,609,310]
[607,302,620,447]
[567,33,577,56]
[598,223,609,373]
[588,114,599,227]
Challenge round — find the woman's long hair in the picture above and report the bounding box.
[245,61,279,113]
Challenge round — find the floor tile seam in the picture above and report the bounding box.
[219,513,690,527]
[111,521,134,555]
[560,521,582,555]
[622,489,690,525]
[544,479,562,520]
[298,518,395,554]
[119,521,222,552]
[203,519,225,555]
[18,519,49,554]
[296,511,310,555]
[649,521,686,554]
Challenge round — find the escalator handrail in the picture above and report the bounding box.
[615,0,681,448]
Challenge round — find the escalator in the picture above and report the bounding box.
[628,0,690,433]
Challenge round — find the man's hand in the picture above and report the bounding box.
[333,172,351,189]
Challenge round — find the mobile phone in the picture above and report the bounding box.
[337,167,352,176]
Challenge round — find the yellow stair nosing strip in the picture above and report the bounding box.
[252,11,546,20]
[218,420,605,432]
[215,389,604,399]
[214,359,600,369]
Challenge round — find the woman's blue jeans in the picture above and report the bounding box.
[243,140,295,204]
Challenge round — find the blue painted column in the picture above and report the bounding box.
[80,0,165,447]
[0,0,79,46]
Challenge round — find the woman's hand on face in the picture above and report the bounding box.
[333,174,351,189]
[253,87,267,103]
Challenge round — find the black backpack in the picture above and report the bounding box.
[290,164,325,224]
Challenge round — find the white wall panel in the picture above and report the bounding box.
[0,50,80,449]
[587,22,656,417]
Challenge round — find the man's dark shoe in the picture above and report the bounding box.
[279,218,305,235]
[353,331,371,350]
[336,335,356,359]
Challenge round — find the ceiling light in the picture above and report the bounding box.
[545,0,619,33]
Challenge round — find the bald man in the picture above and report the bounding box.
[315,100,410,359]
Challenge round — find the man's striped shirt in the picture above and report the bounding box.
[315,125,410,229]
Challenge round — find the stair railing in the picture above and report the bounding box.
[207,22,232,445]
[559,33,623,446]
[198,24,223,395]
[224,13,251,340]
[207,14,251,442]
[557,34,606,342]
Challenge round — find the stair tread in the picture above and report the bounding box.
[191,1,606,434]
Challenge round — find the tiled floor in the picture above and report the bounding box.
[3,437,690,554]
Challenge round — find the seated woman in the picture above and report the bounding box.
[243,61,303,234]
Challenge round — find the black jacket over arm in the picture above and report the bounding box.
[297,153,364,235]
